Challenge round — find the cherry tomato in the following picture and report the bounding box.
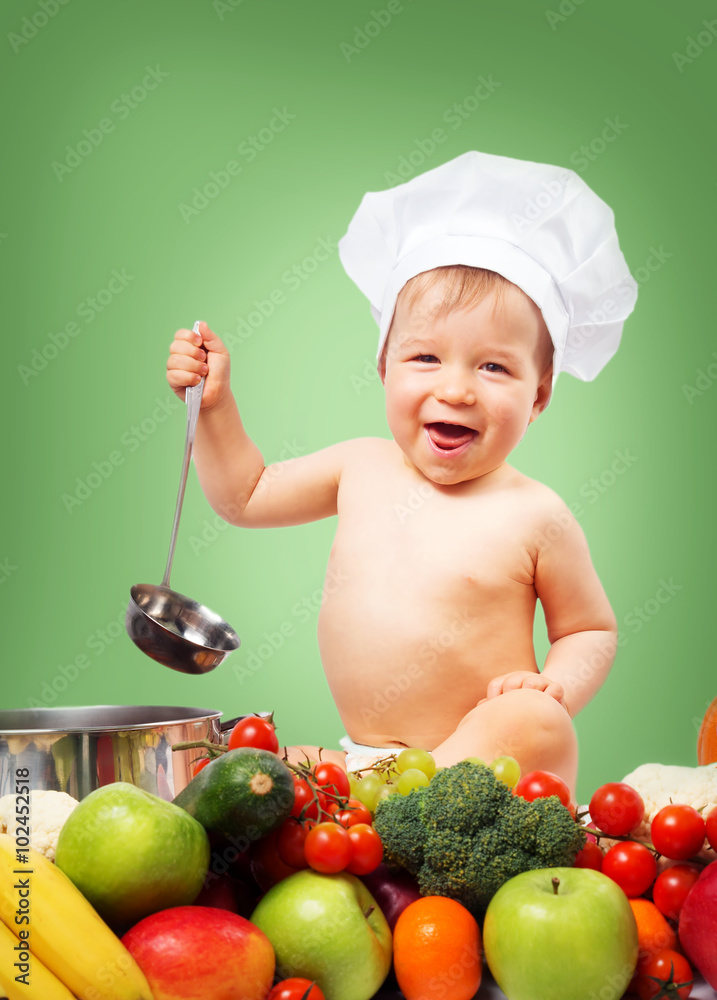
[304,822,352,874]
[291,776,326,821]
[601,841,657,897]
[277,818,311,869]
[336,799,373,828]
[652,863,702,921]
[589,782,644,836]
[267,979,326,1000]
[634,949,693,1000]
[345,823,383,875]
[227,714,279,753]
[573,840,603,871]
[313,761,351,800]
[192,757,212,777]
[706,808,717,851]
[651,804,706,861]
[514,770,572,809]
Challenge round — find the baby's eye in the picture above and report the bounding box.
[482,362,507,373]
[415,354,439,364]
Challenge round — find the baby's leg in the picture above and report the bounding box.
[431,688,578,797]
[283,745,348,770]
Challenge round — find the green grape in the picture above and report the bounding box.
[463,756,486,767]
[397,768,431,796]
[396,747,437,779]
[348,773,361,798]
[376,783,399,804]
[354,772,382,811]
[490,755,521,788]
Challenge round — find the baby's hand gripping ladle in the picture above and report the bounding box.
[125,321,240,674]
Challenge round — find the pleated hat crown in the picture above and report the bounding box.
[338,150,638,382]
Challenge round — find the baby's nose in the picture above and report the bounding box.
[434,369,477,405]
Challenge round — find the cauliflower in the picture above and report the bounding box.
[620,762,717,863]
[0,789,79,861]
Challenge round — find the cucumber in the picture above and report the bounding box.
[173,747,294,840]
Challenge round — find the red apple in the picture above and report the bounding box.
[122,905,274,1000]
[679,859,717,988]
[359,863,422,931]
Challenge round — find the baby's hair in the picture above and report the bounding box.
[393,265,512,326]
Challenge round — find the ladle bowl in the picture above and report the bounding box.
[126,320,240,674]
[126,584,240,675]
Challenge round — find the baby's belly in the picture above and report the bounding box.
[317,569,538,749]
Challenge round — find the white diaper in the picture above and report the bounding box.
[340,735,404,774]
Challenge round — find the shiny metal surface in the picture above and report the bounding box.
[126,584,240,675]
[0,705,222,801]
[126,320,240,674]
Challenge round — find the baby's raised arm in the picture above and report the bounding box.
[166,322,348,528]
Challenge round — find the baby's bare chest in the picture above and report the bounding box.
[331,471,539,599]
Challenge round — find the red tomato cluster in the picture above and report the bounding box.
[279,762,383,877]
[580,783,713,903]
[572,779,717,997]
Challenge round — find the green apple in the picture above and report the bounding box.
[55,781,209,931]
[483,867,638,1000]
[251,870,392,1000]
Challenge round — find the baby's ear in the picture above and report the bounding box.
[529,367,553,422]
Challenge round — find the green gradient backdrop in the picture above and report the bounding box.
[2,0,715,802]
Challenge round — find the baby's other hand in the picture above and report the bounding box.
[166,321,231,411]
[481,671,567,710]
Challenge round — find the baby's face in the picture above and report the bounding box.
[380,284,553,487]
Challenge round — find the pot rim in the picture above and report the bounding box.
[0,704,223,735]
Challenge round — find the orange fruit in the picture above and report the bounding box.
[698,695,717,764]
[629,898,679,970]
[393,896,482,1000]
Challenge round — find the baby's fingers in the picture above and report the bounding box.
[541,680,567,707]
[167,352,208,377]
[166,355,207,393]
[169,336,207,363]
[194,320,229,356]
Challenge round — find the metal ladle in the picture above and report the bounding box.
[126,322,240,674]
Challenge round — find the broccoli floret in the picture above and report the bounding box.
[530,795,586,867]
[419,830,478,908]
[421,761,513,834]
[372,784,428,874]
[373,760,586,919]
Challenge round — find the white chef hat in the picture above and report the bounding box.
[337,150,638,383]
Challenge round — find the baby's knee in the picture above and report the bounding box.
[487,688,575,755]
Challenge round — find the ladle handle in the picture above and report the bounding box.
[161,320,205,588]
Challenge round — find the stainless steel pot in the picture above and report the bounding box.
[0,706,239,802]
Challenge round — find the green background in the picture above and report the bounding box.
[2,0,715,802]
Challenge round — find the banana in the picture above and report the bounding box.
[0,918,74,1000]
[0,834,153,1000]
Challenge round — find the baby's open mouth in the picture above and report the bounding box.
[425,422,477,451]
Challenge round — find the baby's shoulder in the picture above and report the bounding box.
[504,467,576,524]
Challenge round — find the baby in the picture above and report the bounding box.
[166,151,637,795]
